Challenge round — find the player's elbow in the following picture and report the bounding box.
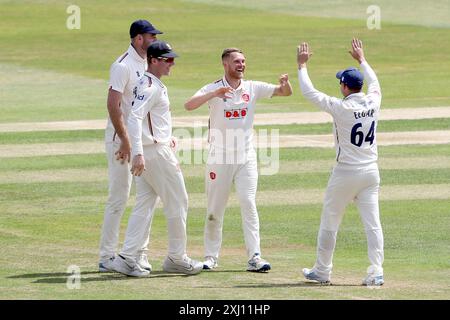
[184,102,193,111]
[184,99,197,111]
[107,101,121,118]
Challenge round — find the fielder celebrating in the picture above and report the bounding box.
[297,39,384,286]
[112,41,203,277]
[185,48,292,272]
[99,20,162,273]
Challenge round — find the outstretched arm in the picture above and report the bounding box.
[349,38,381,98]
[297,42,342,114]
[297,42,313,69]
[273,74,292,96]
[184,87,233,111]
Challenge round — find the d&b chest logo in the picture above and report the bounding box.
[224,108,247,120]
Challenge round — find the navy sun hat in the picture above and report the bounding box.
[336,67,364,88]
[147,40,179,58]
[129,19,163,38]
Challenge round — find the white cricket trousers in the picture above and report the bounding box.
[313,162,384,278]
[120,143,189,261]
[99,140,151,260]
[204,148,261,260]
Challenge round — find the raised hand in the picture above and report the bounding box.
[297,42,313,67]
[349,38,366,64]
[279,74,289,86]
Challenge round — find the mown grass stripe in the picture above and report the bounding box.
[185,184,450,208]
[1,168,449,200]
[1,188,449,227]
[0,145,448,172]
[1,118,449,144]
[255,118,450,135]
[0,130,104,144]
[0,154,107,172]
[2,156,450,184]
[1,131,449,158]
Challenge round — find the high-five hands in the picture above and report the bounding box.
[297,42,313,68]
[279,74,289,86]
[297,39,366,67]
[349,38,366,64]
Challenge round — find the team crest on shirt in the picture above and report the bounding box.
[242,93,250,102]
[209,172,216,180]
[224,108,247,120]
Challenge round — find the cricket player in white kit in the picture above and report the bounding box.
[111,41,203,277]
[185,48,292,272]
[297,39,384,286]
[99,20,162,273]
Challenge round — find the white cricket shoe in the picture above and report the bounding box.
[98,256,115,272]
[362,266,384,286]
[247,253,271,272]
[112,255,150,277]
[302,268,331,285]
[362,274,384,286]
[203,256,218,270]
[163,255,203,275]
[136,254,152,272]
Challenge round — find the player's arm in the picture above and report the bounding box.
[108,63,131,164]
[128,87,154,176]
[297,42,341,113]
[348,38,381,99]
[184,87,233,111]
[272,74,292,96]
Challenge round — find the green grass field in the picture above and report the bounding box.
[0,0,449,300]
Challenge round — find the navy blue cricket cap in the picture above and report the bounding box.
[336,67,364,89]
[129,19,163,38]
[147,40,179,58]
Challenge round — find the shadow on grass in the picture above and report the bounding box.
[233,282,361,288]
[7,270,194,284]
[203,269,248,273]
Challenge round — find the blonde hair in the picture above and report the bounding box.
[221,48,243,60]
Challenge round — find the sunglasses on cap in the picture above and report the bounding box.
[157,57,175,63]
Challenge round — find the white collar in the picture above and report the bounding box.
[145,71,165,88]
[222,76,244,91]
[128,44,146,63]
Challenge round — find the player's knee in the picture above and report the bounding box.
[238,196,256,211]
[105,197,128,214]
[164,202,187,219]
[205,212,226,229]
